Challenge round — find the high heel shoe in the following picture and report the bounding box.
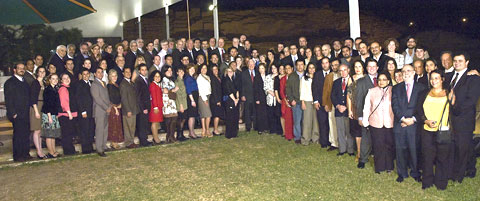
[189,134,197,139]
[37,155,46,160]
[46,153,56,159]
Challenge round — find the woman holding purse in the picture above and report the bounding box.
[416,69,453,190]
[161,66,178,143]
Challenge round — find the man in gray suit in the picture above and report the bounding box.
[91,67,111,157]
[120,68,139,148]
[354,59,378,168]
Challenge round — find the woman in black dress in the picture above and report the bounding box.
[209,65,224,136]
[107,69,124,149]
[254,63,269,134]
[222,68,240,138]
[184,64,199,139]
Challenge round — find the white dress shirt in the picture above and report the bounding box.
[197,74,211,101]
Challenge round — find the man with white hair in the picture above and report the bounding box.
[228,37,246,57]
[49,45,67,74]
[125,40,140,70]
[136,38,145,54]
[157,40,169,67]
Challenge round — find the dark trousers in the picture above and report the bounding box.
[453,131,475,182]
[316,108,330,147]
[359,127,372,163]
[225,100,239,138]
[136,113,150,146]
[421,130,453,190]
[370,127,395,172]
[243,101,256,131]
[176,112,186,139]
[58,116,76,155]
[77,117,95,153]
[267,105,282,134]
[255,102,269,132]
[395,129,420,178]
[12,117,30,161]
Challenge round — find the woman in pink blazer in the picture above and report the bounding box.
[362,72,395,174]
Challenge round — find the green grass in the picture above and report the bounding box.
[1,131,479,200]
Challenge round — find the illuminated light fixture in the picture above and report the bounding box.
[409,21,414,26]
[462,17,467,22]
[209,4,215,11]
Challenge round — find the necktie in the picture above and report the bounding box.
[144,77,148,84]
[100,80,105,88]
[373,77,378,87]
[342,78,346,91]
[250,71,254,83]
[451,72,459,89]
[406,83,411,103]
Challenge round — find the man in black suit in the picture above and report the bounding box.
[446,52,480,183]
[355,59,379,169]
[392,64,426,183]
[228,37,247,57]
[212,38,226,63]
[241,59,258,131]
[281,44,303,68]
[49,45,67,75]
[125,40,141,70]
[369,41,391,72]
[4,63,31,162]
[332,40,343,59]
[172,39,185,72]
[313,57,331,148]
[74,42,89,77]
[183,39,196,64]
[344,38,359,57]
[413,60,428,85]
[144,42,155,68]
[135,64,153,147]
[75,68,95,154]
[111,56,125,85]
[207,37,217,56]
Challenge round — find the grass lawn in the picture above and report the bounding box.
[1,131,479,200]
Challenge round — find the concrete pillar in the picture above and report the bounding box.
[213,0,219,42]
[349,0,361,40]
[138,16,142,39]
[165,5,170,39]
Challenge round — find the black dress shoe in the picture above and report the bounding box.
[466,171,476,178]
[97,152,107,157]
[422,184,432,190]
[396,176,404,183]
[327,146,338,151]
[37,155,46,160]
[321,145,328,148]
[294,140,301,144]
[141,142,153,147]
[357,162,365,169]
[337,152,345,156]
[413,176,422,183]
[348,153,355,156]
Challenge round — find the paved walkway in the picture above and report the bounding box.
[0,119,247,167]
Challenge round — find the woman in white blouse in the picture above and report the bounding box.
[384,38,404,69]
[300,63,319,145]
[264,65,282,134]
[196,64,213,137]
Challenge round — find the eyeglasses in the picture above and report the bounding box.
[402,69,414,73]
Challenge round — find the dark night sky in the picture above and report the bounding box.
[184,0,480,38]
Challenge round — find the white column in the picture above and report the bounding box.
[165,4,170,39]
[213,0,219,42]
[138,16,142,39]
[349,0,361,39]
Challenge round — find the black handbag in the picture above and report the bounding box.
[436,100,452,144]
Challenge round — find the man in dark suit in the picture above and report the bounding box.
[172,39,185,72]
[344,38,359,57]
[313,57,331,148]
[413,60,428,86]
[369,41,391,72]
[287,60,305,144]
[241,59,257,132]
[228,37,247,57]
[4,63,31,162]
[212,38,226,63]
[446,52,480,183]
[120,68,140,148]
[111,56,125,85]
[135,64,153,147]
[331,64,354,156]
[125,40,141,70]
[207,37,217,56]
[183,39,196,64]
[392,64,426,183]
[355,59,379,169]
[49,45,67,75]
[75,68,95,154]
[281,44,303,68]
[144,42,155,68]
[74,42,89,77]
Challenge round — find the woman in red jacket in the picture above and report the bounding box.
[149,70,164,144]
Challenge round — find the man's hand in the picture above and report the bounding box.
[291,100,296,106]
[82,113,87,118]
[143,109,148,114]
[127,112,132,117]
[314,102,320,110]
[241,96,246,102]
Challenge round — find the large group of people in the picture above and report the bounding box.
[4,34,480,191]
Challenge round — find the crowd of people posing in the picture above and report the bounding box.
[4,34,480,191]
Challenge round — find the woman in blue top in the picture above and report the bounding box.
[184,64,200,139]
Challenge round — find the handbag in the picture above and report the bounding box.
[168,90,177,100]
[436,100,452,144]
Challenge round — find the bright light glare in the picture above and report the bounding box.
[209,4,215,11]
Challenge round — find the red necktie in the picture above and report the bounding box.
[373,77,378,87]
[250,71,254,83]
[342,78,346,91]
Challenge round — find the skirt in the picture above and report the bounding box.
[210,99,225,119]
[41,113,61,138]
[350,118,362,138]
[198,95,212,118]
[186,91,199,118]
[108,108,124,142]
[30,101,43,131]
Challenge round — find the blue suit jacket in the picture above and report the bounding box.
[392,81,426,134]
[331,78,348,117]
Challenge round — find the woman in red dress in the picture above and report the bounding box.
[280,64,294,140]
[149,70,164,144]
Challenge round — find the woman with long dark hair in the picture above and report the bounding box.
[254,63,269,134]
[58,73,78,155]
[161,66,179,143]
[30,66,47,159]
[184,64,200,139]
[197,64,213,137]
[148,70,164,144]
[222,68,240,138]
[265,64,282,134]
[210,65,224,136]
[300,63,319,145]
[347,60,365,162]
